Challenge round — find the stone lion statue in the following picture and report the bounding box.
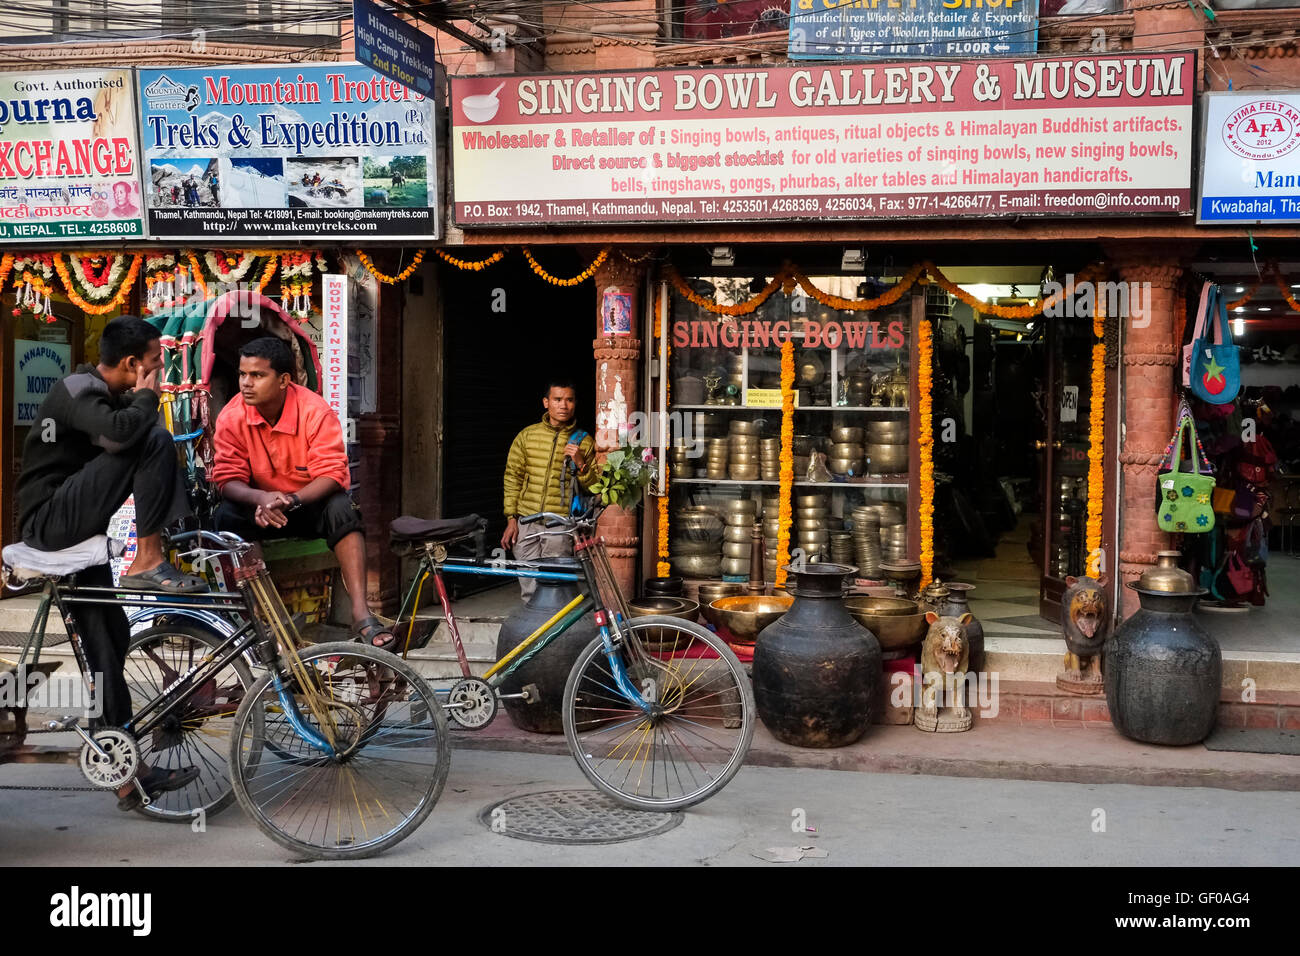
[1056,575,1110,695]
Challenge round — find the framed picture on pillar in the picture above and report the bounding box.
[602,290,633,337]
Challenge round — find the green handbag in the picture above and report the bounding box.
[1156,412,1216,534]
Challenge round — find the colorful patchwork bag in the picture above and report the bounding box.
[1156,410,1216,533]
[1187,283,1241,405]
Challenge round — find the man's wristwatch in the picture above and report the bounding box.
[285,493,303,512]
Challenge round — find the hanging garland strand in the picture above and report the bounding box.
[434,248,503,272]
[917,316,936,587]
[53,253,143,316]
[775,339,796,588]
[1086,289,1107,579]
[358,249,426,283]
[655,306,671,579]
[523,247,609,286]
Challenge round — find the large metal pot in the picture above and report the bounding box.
[753,564,882,747]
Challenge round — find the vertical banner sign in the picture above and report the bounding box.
[136,64,438,240]
[322,273,348,439]
[0,69,144,241]
[352,0,438,97]
[14,340,71,425]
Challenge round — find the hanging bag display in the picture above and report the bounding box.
[1212,486,1237,515]
[1156,411,1216,533]
[1225,552,1254,597]
[1182,281,1214,388]
[1188,283,1242,404]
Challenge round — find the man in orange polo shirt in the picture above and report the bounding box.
[211,337,394,648]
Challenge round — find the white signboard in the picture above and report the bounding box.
[451,54,1193,225]
[321,273,348,438]
[14,339,70,426]
[1060,385,1079,423]
[1199,91,1300,223]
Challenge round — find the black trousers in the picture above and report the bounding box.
[213,491,364,550]
[22,426,191,730]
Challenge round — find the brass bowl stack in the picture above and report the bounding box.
[828,440,865,477]
[729,420,761,481]
[846,371,872,407]
[851,505,883,577]
[706,436,729,480]
[880,523,909,563]
[669,444,694,480]
[669,505,723,577]
[830,530,855,565]
[794,493,830,562]
[760,437,781,481]
[721,499,757,577]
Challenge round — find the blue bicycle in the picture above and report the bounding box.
[390,507,755,811]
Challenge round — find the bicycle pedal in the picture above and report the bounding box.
[520,684,540,704]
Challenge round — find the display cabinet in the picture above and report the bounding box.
[658,275,921,586]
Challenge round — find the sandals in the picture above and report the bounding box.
[117,764,201,811]
[119,560,208,593]
[354,615,396,650]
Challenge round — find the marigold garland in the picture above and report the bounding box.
[523,247,609,286]
[0,253,13,293]
[1273,270,1300,314]
[775,339,796,588]
[183,251,210,299]
[256,254,278,293]
[917,318,935,587]
[1085,295,1107,578]
[435,248,503,272]
[665,263,783,316]
[793,263,925,311]
[657,465,671,579]
[358,249,425,283]
[53,253,142,316]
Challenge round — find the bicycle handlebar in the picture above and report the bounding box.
[169,529,249,551]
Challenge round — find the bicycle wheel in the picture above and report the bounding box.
[229,641,449,860]
[562,616,754,811]
[124,624,256,823]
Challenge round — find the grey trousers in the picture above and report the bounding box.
[512,523,574,600]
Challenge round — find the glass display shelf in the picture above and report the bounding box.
[671,477,908,489]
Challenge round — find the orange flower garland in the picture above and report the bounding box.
[917,318,935,586]
[657,310,672,578]
[1086,294,1106,578]
[665,264,783,316]
[775,338,796,588]
[792,263,925,311]
[256,254,278,293]
[183,251,210,299]
[1274,270,1300,314]
[523,247,608,286]
[358,249,425,284]
[53,253,143,315]
[435,249,504,272]
[0,253,13,294]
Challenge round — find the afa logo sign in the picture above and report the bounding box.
[1222,99,1300,162]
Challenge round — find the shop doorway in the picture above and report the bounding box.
[440,252,597,598]
[934,267,1098,636]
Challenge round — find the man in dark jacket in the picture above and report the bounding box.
[16,315,202,808]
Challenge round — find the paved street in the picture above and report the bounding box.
[2,749,1297,866]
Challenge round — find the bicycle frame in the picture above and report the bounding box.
[396,527,652,715]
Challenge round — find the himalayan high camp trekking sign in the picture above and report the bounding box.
[0,69,144,242]
[137,63,438,241]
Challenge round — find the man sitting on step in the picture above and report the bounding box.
[210,336,395,649]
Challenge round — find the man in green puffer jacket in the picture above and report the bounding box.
[502,380,599,598]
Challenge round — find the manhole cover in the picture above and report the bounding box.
[478,789,684,845]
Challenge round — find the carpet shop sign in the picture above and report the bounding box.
[451,53,1193,226]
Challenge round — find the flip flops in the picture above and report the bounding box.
[119,560,208,593]
[353,615,396,650]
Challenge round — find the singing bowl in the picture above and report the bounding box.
[722,541,754,559]
[723,525,755,543]
[796,505,828,519]
[721,557,751,576]
[728,451,761,465]
[671,554,722,577]
[707,438,730,451]
[792,435,819,456]
[828,457,864,474]
[876,503,906,525]
[867,420,911,444]
[704,594,794,640]
[796,494,828,508]
[723,498,758,512]
[729,419,764,435]
[696,581,747,606]
[843,596,929,650]
[669,539,719,556]
[831,442,866,459]
[867,443,909,472]
[674,507,724,537]
[830,426,865,443]
[730,467,761,481]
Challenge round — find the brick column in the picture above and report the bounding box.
[1115,257,1183,617]
[592,253,645,597]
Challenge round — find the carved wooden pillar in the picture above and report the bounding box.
[591,252,645,597]
[1114,257,1183,618]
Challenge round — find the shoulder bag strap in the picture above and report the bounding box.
[1192,281,1214,343]
[1169,413,1189,474]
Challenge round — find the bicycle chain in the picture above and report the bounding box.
[0,784,100,792]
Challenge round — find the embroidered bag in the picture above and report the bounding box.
[1156,410,1216,533]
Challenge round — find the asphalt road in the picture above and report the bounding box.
[2,749,1297,867]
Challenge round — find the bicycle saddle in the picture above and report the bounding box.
[2,536,126,581]
[389,514,486,543]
